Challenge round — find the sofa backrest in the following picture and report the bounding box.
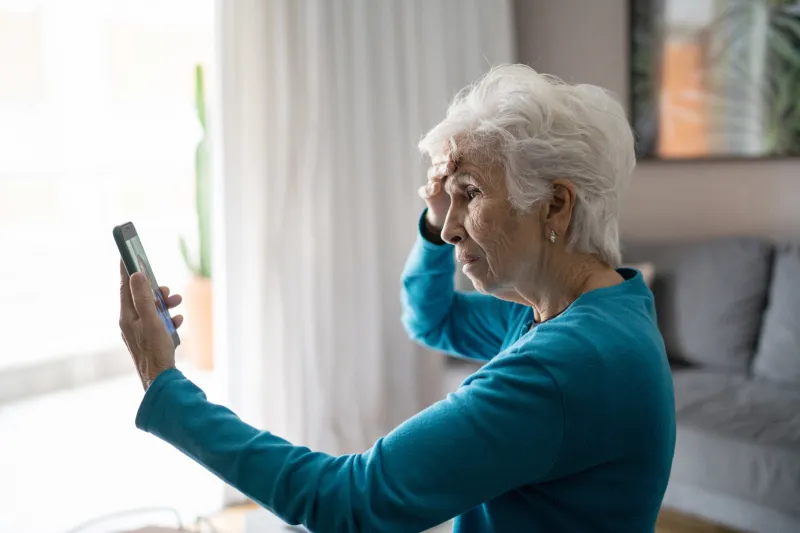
[623,238,774,374]
[752,243,800,385]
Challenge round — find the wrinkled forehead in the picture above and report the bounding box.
[450,148,504,181]
[430,136,505,190]
[429,133,499,164]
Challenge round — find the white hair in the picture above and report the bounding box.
[418,64,636,267]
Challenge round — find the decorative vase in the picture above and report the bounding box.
[184,275,213,370]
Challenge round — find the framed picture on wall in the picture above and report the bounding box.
[630,0,800,160]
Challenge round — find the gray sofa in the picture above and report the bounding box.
[623,238,800,533]
[442,238,800,533]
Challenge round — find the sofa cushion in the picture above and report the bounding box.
[672,369,746,412]
[753,244,800,384]
[622,239,773,370]
[672,238,772,372]
[671,372,800,516]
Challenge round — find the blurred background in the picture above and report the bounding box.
[0,1,222,531]
[1,1,799,532]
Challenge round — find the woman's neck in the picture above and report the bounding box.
[520,256,622,323]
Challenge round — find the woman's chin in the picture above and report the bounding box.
[463,263,481,280]
[465,272,493,295]
[467,273,511,297]
[462,260,482,277]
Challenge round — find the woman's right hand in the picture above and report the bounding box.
[418,151,456,233]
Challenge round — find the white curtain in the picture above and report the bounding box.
[212,0,515,491]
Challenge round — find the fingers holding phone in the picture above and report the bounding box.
[158,286,184,328]
[114,222,183,389]
[119,261,177,390]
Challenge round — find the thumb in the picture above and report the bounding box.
[130,272,158,322]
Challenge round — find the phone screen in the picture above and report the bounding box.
[124,235,177,336]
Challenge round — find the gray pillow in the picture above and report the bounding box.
[672,238,772,373]
[752,244,800,384]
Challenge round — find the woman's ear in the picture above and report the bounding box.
[545,178,577,237]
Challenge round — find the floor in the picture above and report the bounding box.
[657,509,745,533]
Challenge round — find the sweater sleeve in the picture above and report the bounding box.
[136,354,564,533]
[400,211,517,361]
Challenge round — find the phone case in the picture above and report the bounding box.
[114,223,181,348]
[113,225,139,277]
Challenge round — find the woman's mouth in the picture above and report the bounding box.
[458,254,481,274]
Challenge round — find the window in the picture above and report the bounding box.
[0,0,215,385]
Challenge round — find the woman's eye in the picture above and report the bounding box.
[465,187,479,200]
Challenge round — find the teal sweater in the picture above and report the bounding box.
[136,227,675,533]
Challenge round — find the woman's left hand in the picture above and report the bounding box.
[119,261,184,390]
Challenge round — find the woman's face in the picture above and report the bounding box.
[441,156,544,295]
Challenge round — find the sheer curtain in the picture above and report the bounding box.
[212,0,514,495]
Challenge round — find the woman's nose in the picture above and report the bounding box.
[441,210,466,245]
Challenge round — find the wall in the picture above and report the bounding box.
[514,0,800,242]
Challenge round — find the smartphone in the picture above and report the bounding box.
[113,222,181,348]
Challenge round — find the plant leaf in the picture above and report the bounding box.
[179,234,198,275]
[772,11,800,40]
[195,65,206,130]
[768,26,800,68]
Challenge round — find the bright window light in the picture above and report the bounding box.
[0,0,215,370]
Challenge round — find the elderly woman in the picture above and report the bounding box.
[119,64,675,532]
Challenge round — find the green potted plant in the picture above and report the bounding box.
[179,64,214,369]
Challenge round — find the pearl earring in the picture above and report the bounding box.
[549,230,557,243]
